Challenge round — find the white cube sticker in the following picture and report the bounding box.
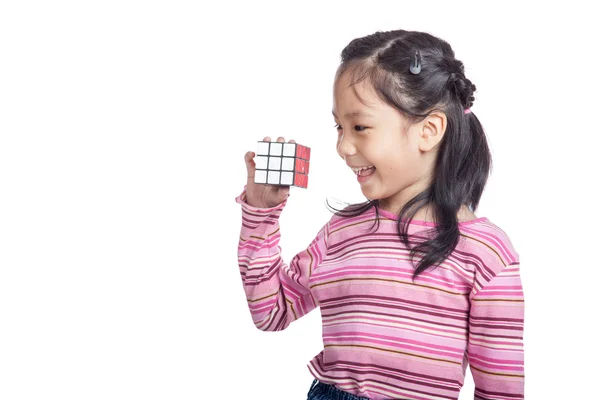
[269,142,283,156]
[283,143,296,157]
[257,142,270,156]
[281,157,294,171]
[255,156,268,169]
[281,171,294,185]
[254,170,267,184]
[268,156,281,170]
[267,170,280,184]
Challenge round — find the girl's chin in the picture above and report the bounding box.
[359,179,381,198]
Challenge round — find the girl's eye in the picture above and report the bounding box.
[333,124,367,132]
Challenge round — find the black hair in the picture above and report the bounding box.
[325,29,492,281]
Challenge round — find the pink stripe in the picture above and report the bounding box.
[325,315,464,337]
[324,336,463,358]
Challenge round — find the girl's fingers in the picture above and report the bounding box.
[263,136,294,143]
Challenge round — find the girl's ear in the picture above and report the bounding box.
[418,111,447,152]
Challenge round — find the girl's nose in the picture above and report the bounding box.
[337,135,357,158]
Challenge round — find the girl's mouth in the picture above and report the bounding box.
[357,166,376,182]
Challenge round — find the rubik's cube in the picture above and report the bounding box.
[253,141,311,188]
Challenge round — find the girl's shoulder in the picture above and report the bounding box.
[457,217,520,268]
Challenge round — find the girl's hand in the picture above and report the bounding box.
[244,136,295,208]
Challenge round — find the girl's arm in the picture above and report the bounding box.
[234,185,329,331]
[467,262,525,400]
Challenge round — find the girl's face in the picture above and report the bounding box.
[332,70,446,214]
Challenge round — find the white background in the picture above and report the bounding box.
[1,1,598,399]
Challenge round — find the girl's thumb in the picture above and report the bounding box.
[245,151,256,177]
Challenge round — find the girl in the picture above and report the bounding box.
[235,29,524,400]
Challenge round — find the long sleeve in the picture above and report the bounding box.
[467,262,525,400]
[234,185,329,331]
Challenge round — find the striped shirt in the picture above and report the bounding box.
[235,186,524,400]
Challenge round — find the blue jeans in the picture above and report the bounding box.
[307,378,370,400]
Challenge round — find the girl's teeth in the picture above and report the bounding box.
[359,167,375,176]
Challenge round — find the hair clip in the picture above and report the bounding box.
[409,49,421,74]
